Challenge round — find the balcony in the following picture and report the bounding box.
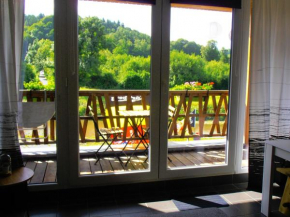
[19,89,233,183]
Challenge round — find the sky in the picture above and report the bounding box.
[25,0,232,49]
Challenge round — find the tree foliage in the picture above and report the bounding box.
[169,50,206,87]
[23,15,54,56]
[170,39,201,56]
[220,47,230,64]
[201,40,220,62]
[22,14,231,91]
[78,16,106,86]
[204,60,230,90]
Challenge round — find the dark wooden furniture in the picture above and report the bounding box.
[0,167,34,186]
[0,167,34,216]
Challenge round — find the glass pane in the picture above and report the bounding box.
[20,0,57,184]
[167,6,232,169]
[78,1,151,175]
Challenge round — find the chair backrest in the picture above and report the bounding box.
[168,105,176,129]
[17,102,55,128]
[88,106,101,133]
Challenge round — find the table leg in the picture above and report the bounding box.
[124,117,149,166]
[261,144,275,216]
[1,181,30,216]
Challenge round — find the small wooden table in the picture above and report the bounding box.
[119,110,150,165]
[0,167,34,215]
[262,140,290,216]
[0,167,34,186]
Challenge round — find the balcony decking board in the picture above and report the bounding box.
[100,158,114,173]
[89,159,103,174]
[109,157,125,172]
[30,161,47,184]
[167,154,185,167]
[172,152,195,166]
[43,161,57,182]
[24,161,37,184]
[182,152,201,166]
[24,150,225,184]
[80,159,92,175]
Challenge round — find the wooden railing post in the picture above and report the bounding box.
[198,95,205,137]
[222,94,228,136]
[104,93,114,128]
[181,94,193,137]
[92,94,99,141]
[50,95,55,141]
[168,93,185,137]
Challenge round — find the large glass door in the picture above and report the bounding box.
[68,0,162,186]
[67,0,248,186]
[159,1,239,179]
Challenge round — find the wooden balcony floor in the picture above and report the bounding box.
[24,149,226,184]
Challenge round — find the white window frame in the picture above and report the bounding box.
[28,0,250,190]
[158,0,251,180]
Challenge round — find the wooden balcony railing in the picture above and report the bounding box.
[19,90,228,144]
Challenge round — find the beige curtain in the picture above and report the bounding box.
[0,0,25,169]
[249,0,290,189]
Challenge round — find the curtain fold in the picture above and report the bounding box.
[0,0,25,169]
[248,0,290,189]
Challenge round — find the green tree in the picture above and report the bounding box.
[109,26,151,57]
[78,16,105,86]
[121,71,150,89]
[25,39,54,74]
[99,51,130,77]
[23,63,37,83]
[90,73,119,89]
[100,51,151,89]
[119,56,150,77]
[171,39,201,56]
[23,15,54,60]
[102,19,124,34]
[25,14,40,26]
[201,40,220,61]
[169,50,206,87]
[204,60,230,90]
[220,47,230,64]
[24,15,54,43]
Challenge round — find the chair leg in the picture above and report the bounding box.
[125,139,148,166]
[95,153,100,165]
[95,133,124,166]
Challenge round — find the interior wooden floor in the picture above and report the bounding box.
[24,149,225,184]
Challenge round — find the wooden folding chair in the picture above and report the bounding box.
[88,106,123,165]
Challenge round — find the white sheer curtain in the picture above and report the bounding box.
[249,0,290,189]
[0,0,25,169]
